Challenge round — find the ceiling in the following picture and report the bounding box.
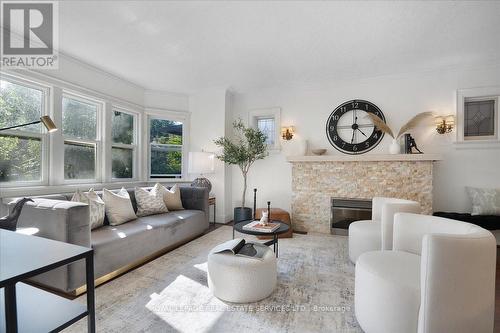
[57,1,500,93]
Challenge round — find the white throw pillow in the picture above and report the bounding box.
[102,188,137,225]
[159,183,184,211]
[467,186,500,215]
[71,188,105,230]
[135,184,169,217]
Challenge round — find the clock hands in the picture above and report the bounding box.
[350,116,370,143]
[351,116,358,144]
[357,128,368,137]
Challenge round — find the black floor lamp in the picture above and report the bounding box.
[0,115,58,132]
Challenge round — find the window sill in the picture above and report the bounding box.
[0,179,191,199]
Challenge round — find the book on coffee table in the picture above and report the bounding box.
[212,238,267,260]
[243,221,280,233]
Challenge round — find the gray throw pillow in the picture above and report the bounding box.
[466,186,500,215]
[71,188,105,229]
[135,184,169,217]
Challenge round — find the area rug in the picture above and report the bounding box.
[64,226,361,332]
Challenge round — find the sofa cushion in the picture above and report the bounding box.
[160,184,184,211]
[466,186,500,215]
[90,210,206,278]
[135,184,169,217]
[71,189,105,230]
[102,188,137,226]
[355,251,421,333]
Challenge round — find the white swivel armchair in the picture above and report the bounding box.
[348,197,420,263]
[355,213,496,333]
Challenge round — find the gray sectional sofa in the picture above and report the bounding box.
[4,185,209,294]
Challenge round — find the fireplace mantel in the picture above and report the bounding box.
[287,154,442,163]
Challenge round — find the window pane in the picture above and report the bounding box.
[150,119,183,144]
[0,135,41,182]
[64,142,95,179]
[62,96,97,140]
[112,111,134,144]
[464,100,495,137]
[112,147,133,178]
[151,145,182,176]
[0,79,43,133]
[257,117,275,145]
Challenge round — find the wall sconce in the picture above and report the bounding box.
[435,115,454,134]
[281,126,295,140]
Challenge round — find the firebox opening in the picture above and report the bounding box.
[331,198,372,235]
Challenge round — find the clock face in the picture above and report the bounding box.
[326,100,385,154]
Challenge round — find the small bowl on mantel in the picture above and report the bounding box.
[311,149,327,156]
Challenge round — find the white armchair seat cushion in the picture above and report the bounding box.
[354,213,496,333]
[207,243,277,303]
[355,251,421,333]
[348,220,381,263]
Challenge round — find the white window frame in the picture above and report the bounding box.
[1,70,195,194]
[146,109,189,180]
[456,87,500,148]
[0,74,50,187]
[248,107,281,151]
[110,106,138,181]
[61,91,104,184]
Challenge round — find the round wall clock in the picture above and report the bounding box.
[326,99,386,155]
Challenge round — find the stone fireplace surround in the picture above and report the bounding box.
[288,154,442,233]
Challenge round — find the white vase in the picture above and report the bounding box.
[389,139,400,154]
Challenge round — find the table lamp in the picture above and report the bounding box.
[188,151,215,192]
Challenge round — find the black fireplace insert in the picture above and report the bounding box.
[331,198,372,235]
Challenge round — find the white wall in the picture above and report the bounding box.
[32,54,145,106]
[231,63,500,214]
[26,53,190,111]
[144,90,189,111]
[189,88,232,222]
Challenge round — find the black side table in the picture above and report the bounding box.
[233,220,290,257]
[0,230,95,333]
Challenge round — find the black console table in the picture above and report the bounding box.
[0,230,95,332]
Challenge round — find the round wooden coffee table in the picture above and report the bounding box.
[233,220,290,257]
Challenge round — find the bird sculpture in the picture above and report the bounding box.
[0,197,33,231]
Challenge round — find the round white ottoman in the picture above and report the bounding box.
[348,220,381,263]
[207,243,277,303]
[355,251,421,333]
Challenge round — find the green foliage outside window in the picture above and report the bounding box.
[0,135,41,182]
[150,119,182,145]
[0,79,43,182]
[112,111,134,144]
[64,143,95,180]
[150,119,183,176]
[112,147,133,178]
[62,97,97,140]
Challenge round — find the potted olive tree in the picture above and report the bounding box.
[214,119,268,222]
